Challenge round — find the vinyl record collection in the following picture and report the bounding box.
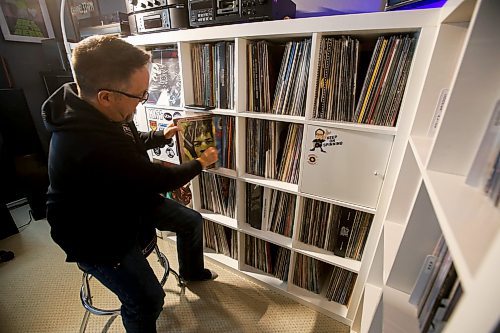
[293,253,357,305]
[191,41,235,109]
[293,253,324,294]
[245,183,296,238]
[247,40,283,113]
[325,265,357,305]
[245,235,290,281]
[313,34,417,127]
[246,118,303,184]
[266,189,296,237]
[203,219,238,260]
[412,236,462,333]
[199,173,236,218]
[353,35,416,126]
[298,198,373,261]
[247,39,311,116]
[313,36,359,122]
[213,115,236,169]
[271,39,312,116]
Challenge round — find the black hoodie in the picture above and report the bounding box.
[42,83,202,263]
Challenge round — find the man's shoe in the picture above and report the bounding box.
[0,250,14,263]
[184,269,218,282]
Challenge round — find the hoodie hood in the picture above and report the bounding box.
[42,83,119,135]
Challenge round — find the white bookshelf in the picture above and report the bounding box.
[361,283,383,333]
[60,1,499,329]
[122,7,444,327]
[362,1,500,332]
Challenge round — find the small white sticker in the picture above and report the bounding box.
[428,88,449,137]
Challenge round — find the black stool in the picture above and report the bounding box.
[79,231,185,333]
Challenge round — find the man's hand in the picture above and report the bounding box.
[196,147,219,169]
[163,123,179,140]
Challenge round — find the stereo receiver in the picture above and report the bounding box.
[127,0,189,34]
[188,0,296,27]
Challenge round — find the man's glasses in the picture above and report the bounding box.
[98,89,149,104]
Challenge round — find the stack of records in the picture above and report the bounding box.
[272,39,312,116]
[247,41,285,112]
[313,36,359,122]
[192,42,235,109]
[293,253,323,294]
[245,235,272,274]
[203,220,238,259]
[244,234,290,281]
[266,189,296,238]
[213,115,235,169]
[246,119,303,184]
[354,35,416,126]
[299,198,373,261]
[325,266,357,305]
[199,173,236,218]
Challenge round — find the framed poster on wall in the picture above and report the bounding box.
[0,0,54,43]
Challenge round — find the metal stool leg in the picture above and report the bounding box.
[79,273,121,333]
[154,245,186,294]
[79,308,91,333]
[79,243,184,332]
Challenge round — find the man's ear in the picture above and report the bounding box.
[96,90,113,107]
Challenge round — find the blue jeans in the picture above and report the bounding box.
[77,198,205,332]
[150,198,205,280]
[78,245,165,333]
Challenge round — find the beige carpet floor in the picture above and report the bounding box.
[0,210,349,333]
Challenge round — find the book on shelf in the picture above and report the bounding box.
[174,114,218,168]
[417,236,447,315]
[466,99,500,207]
[147,47,182,108]
[419,252,457,333]
[145,106,184,164]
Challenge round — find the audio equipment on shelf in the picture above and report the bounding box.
[127,0,190,34]
[188,0,296,28]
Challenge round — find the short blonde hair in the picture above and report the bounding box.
[72,35,150,97]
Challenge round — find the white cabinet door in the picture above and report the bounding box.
[299,125,393,209]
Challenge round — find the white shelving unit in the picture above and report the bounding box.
[122,7,443,326]
[364,0,500,332]
[123,7,443,328]
[61,1,499,330]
